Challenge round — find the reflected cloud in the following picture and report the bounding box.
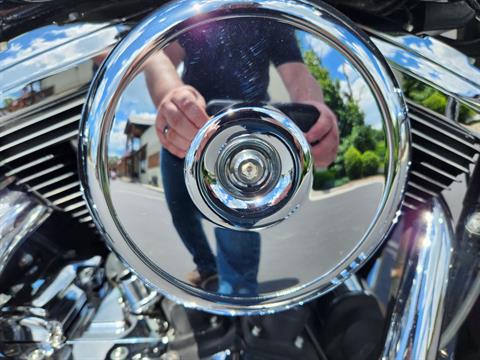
[109,119,128,157]
[395,35,480,86]
[0,23,106,70]
[373,37,480,105]
[337,62,382,128]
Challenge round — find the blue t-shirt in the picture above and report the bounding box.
[179,19,303,103]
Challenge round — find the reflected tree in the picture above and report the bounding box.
[402,75,477,124]
[303,50,384,189]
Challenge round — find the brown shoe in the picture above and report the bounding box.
[186,269,203,286]
[201,274,218,292]
[186,269,217,288]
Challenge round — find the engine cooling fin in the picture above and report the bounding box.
[1,93,478,222]
[0,93,94,226]
[404,100,480,210]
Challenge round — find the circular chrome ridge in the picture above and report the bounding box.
[185,105,313,230]
[79,0,409,315]
[219,136,279,193]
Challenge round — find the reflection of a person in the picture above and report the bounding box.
[145,19,339,295]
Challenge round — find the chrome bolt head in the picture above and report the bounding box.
[466,212,480,236]
[233,150,266,186]
[294,336,304,349]
[251,325,262,337]
[110,346,129,360]
[185,105,312,229]
[27,349,46,360]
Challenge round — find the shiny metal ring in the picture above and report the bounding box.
[79,0,409,314]
[163,125,169,136]
[184,104,313,230]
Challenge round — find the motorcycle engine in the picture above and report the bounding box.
[1,0,480,359]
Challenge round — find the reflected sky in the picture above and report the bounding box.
[393,35,480,85]
[0,23,107,71]
[297,32,382,128]
[110,73,156,157]
[109,28,384,158]
[372,35,480,110]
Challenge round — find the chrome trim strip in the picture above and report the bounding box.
[5,154,55,177]
[403,202,418,210]
[411,129,475,162]
[29,172,76,192]
[405,191,427,203]
[410,171,450,189]
[63,201,87,212]
[15,164,66,185]
[43,181,81,198]
[79,216,93,223]
[52,191,83,206]
[408,181,438,197]
[0,98,84,138]
[0,114,80,152]
[371,33,480,114]
[409,114,480,151]
[71,208,90,218]
[0,189,51,276]
[412,143,470,173]
[79,0,409,314]
[0,130,79,167]
[419,162,461,182]
[382,197,454,360]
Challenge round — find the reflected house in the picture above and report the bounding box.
[4,83,51,113]
[120,113,161,186]
[2,60,95,115]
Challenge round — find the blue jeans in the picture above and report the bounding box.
[161,149,260,296]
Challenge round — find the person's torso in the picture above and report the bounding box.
[179,19,272,103]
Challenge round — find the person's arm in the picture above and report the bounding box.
[144,45,184,108]
[277,62,339,168]
[277,62,324,103]
[143,42,209,158]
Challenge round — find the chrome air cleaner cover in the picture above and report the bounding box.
[79,0,409,314]
[184,105,313,229]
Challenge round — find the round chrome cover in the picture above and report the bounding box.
[185,105,313,229]
[79,0,409,314]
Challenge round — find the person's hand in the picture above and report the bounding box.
[303,101,339,168]
[156,85,209,158]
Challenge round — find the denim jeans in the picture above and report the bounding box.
[161,149,260,296]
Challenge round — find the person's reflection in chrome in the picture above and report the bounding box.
[160,148,260,295]
[144,19,339,296]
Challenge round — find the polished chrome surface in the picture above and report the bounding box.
[185,105,313,229]
[69,287,167,360]
[0,23,124,125]
[382,197,454,360]
[403,100,480,210]
[0,188,51,276]
[79,0,408,314]
[0,23,126,225]
[0,256,103,358]
[370,31,480,120]
[106,254,160,315]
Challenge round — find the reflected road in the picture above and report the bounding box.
[111,179,383,291]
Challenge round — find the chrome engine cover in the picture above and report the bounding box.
[79,0,409,314]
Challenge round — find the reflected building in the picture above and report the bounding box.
[2,60,95,116]
[120,113,161,186]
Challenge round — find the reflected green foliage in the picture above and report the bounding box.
[362,151,380,177]
[303,51,363,138]
[402,75,477,124]
[303,50,385,190]
[403,76,447,113]
[344,146,363,180]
